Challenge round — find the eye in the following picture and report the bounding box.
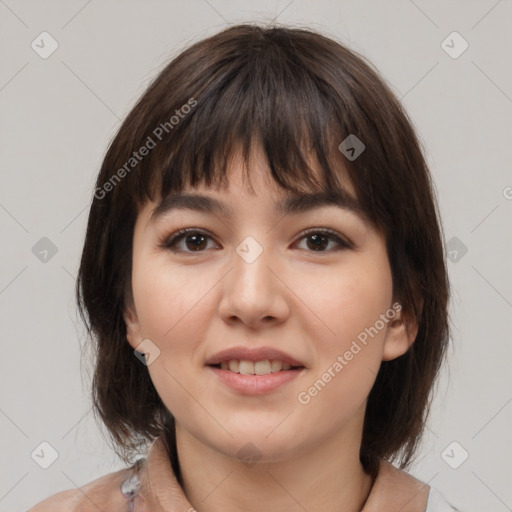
[159,228,219,254]
[159,227,350,254]
[294,228,351,253]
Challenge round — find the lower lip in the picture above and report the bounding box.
[206,366,305,395]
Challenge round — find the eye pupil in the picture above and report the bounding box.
[186,234,207,251]
[307,234,329,251]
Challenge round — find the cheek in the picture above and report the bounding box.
[132,259,216,416]
[297,252,393,351]
[132,256,214,342]
[294,266,393,423]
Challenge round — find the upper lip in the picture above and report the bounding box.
[205,346,306,368]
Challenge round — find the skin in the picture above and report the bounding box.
[124,143,418,512]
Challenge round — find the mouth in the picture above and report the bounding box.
[207,359,305,375]
[206,360,305,395]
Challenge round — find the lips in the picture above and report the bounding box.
[207,364,304,394]
[205,346,307,369]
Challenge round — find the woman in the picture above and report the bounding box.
[30,23,458,511]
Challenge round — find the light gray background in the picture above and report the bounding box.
[1,1,511,511]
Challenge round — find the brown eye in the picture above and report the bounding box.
[305,233,330,251]
[161,229,218,253]
[295,229,350,253]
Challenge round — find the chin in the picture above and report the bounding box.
[206,429,306,466]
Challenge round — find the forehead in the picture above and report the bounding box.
[148,189,370,236]
[141,142,371,229]
[149,189,368,223]
[166,140,359,205]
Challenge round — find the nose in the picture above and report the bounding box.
[217,238,290,329]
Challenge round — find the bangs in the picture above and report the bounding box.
[117,26,379,228]
[153,60,343,197]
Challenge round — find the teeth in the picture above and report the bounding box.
[239,360,255,374]
[270,359,283,372]
[254,360,271,375]
[218,359,294,375]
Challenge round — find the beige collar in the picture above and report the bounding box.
[134,436,430,512]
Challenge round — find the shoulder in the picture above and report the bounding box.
[364,460,430,511]
[366,461,460,512]
[28,488,82,512]
[28,462,143,512]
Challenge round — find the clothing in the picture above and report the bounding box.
[425,487,460,512]
[28,435,458,511]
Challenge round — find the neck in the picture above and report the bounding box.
[174,414,373,512]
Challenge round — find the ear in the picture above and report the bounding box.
[124,304,143,351]
[381,305,420,361]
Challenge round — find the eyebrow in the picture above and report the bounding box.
[150,191,368,223]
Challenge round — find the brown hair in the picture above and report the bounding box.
[76,22,451,479]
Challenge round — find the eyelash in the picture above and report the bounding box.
[158,227,351,255]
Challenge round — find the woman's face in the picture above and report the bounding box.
[125,144,416,463]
